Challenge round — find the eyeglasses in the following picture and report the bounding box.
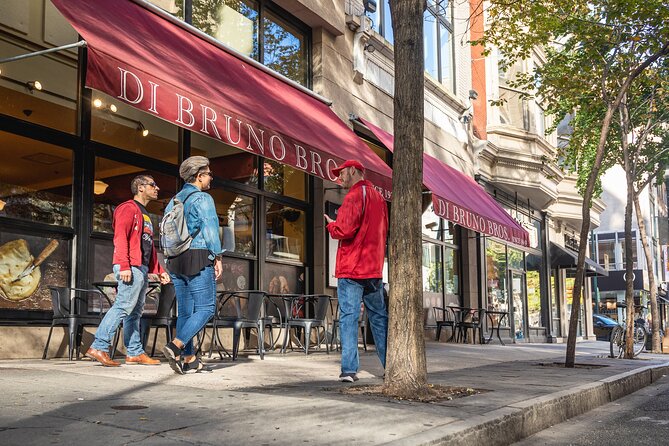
[200,171,214,179]
[142,182,158,188]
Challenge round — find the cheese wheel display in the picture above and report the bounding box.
[0,239,41,301]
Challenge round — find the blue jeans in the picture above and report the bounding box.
[171,265,216,356]
[91,264,148,357]
[338,278,388,374]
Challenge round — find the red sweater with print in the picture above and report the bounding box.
[326,180,388,279]
[112,200,164,274]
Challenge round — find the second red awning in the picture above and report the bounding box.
[359,118,529,247]
[51,0,393,197]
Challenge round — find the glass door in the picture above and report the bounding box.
[510,270,527,341]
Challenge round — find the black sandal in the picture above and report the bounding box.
[163,342,184,375]
[183,358,213,374]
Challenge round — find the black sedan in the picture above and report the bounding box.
[593,314,620,341]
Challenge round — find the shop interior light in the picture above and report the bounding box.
[26,80,42,92]
[137,122,149,137]
[93,180,109,195]
[0,199,5,211]
[93,98,117,113]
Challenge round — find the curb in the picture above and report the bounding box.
[383,362,669,446]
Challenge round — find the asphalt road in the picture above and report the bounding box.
[514,375,669,445]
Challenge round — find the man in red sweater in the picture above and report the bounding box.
[325,160,389,382]
[86,175,171,367]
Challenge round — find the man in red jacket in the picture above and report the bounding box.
[86,175,171,367]
[325,160,388,382]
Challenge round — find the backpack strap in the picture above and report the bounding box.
[181,190,203,238]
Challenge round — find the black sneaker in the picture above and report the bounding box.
[339,372,359,383]
[163,342,184,375]
[183,359,213,374]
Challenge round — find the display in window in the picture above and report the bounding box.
[0,234,69,310]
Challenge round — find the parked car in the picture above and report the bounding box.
[593,314,619,341]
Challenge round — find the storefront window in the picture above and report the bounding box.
[264,262,304,294]
[219,256,252,292]
[422,242,442,326]
[550,272,561,336]
[444,246,459,297]
[508,247,524,270]
[486,239,508,322]
[192,0,259,59]
[422,205,441,240]
[192,133,258,187]
[526,254,543,328]
[565,277,583,336]
[91,92,179,163]
[92,157,177,235]
[209,189,255,256]
[0,132,72,227]
[265,202,305,263]
[263,160,306,200]
[0,1,78,134]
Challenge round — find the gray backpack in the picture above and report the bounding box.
[159,191,201,258]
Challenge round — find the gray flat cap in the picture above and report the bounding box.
[179,156,210,181]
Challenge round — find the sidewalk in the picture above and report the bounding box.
[1,341,667,445]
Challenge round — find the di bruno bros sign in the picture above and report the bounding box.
[86,54,393,200]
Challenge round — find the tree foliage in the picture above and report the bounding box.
[475,0,669,366]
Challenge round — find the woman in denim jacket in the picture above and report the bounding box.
[163,156,223,374]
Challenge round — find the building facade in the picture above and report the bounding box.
[593,165,668,327]
[0,0,606,358]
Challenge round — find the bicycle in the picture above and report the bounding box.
[609,303,647,358]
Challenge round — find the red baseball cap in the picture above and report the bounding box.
[331,160,365,177]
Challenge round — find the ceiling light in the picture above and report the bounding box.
[137,122,149,137]
[93,180,109,195]
[93,98,103,108]
[26,80,42,92]
[109,104,117,113]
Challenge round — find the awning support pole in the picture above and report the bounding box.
[0,40,87,64]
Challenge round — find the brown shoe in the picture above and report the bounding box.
[85,347,121,367]
[126,353,160,365]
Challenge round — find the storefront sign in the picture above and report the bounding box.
[597,269,646,292]
[433,196,529,247]
[91,61,392,200]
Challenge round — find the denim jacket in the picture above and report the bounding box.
[165,183,223,260]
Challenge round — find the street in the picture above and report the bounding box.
[514,375,669,445]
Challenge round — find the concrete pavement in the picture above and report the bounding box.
[0,341,667,445]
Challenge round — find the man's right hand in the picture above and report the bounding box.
[119,269,132,283]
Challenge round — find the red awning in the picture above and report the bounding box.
[51,0,393,197]
[359,118,529,247]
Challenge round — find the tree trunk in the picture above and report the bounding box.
[383,0,430,398]
[621,99,636,359]
[634,190,661,352]
[623,162,636,359]
[565,104,616,368]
